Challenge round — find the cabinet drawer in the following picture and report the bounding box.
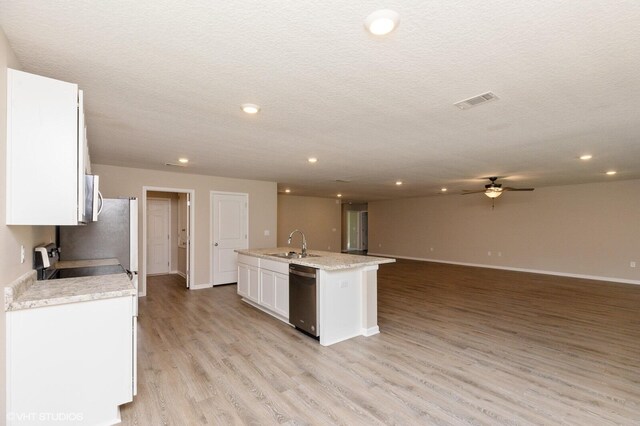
[238,254,259,267]
[260,258,289,274]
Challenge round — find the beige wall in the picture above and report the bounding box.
[147,191,181,274]
[93,164,277,291]
[369,179,640,283]
[277,195,341,252]
[0,29,55,420]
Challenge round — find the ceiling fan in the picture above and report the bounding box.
[462,177,534,199]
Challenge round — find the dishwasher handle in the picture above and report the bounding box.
[289,268,316,279]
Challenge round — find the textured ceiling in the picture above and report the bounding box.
[1,1,640,201]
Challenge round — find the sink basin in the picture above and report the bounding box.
[267,252,321,259]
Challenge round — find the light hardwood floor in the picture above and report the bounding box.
[121,260,640,425]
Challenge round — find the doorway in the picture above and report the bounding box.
[342,203,368,254]
[210,191,248,286]
[141,187,195,297]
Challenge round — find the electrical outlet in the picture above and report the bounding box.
[631,261,637,268]
[328,246,331,250]
[430,247,434,252]
[20,245,25,264]
[498,252,502,257]
[378,243,382,248]
[263,230,270,236]
[487,251,492,256]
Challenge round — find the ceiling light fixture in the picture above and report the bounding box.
[395,181,403,186]
[337,194,342,198]
[606,170,617,175]
[580,154,593,160]
[365,9,399,36]
[308,157,318,163]
[241,103,260,114]
[285,189,291,193]
[484,187,503,199]
[178,158,189,164]
[441,188,447,192]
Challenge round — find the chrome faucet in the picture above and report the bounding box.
[287,229,308,257]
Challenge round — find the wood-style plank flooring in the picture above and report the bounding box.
[120,260,640,425]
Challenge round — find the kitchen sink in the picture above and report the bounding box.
[267,252,321,259]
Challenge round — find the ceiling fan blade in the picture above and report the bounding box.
[461,190,486,194]
[503,187,535,191]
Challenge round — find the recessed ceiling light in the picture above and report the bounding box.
[308,157,318,163]
[441,188,447,192]
[178,158,189,164]
[580,154,593,160]
[241,103,260,114]
[337,194,342,198]
[285,189,291,193]
[606,170,617,175]
[395,181,403,186]
[365,9,399,36]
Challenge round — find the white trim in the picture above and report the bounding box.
[142,186,196,297]
[361,326,380,337]
[190,283,213,290]
[367,252,640,286]
[172,270,187,279]
[210,191,249,286]
[241,298,290,324]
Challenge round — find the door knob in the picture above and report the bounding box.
[214,243,218,246]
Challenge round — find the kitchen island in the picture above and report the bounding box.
[236,248,395,346]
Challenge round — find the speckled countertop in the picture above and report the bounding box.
[236,248,395,271]
[54,258,120,269]
[5,269,135,312]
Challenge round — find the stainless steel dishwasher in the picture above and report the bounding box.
[289,264,319,338]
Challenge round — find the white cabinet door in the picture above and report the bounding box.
[6,69,84,225]
[6,297,134,426]
[247,265,259,302]
[274,272,289,319]
[237,263,249,297]
[260,269,276,310]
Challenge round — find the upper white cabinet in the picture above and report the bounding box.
[6,69,90,225]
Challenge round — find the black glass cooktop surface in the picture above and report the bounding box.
[52,264,126,279]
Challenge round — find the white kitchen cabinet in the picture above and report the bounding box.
[259,269,276,310]
[6,295,136,426]
[237,254,260,303]
[237,254,289,321]
[6,69,90,225]
[273,271,289,318]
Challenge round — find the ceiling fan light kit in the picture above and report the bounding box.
[462,177,534,207]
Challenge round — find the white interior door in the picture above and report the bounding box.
[211,193,248,285]
[147,199,170,275]
[185,193,191,288]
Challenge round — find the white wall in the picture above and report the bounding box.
[0,28,55,421]
[369,179,640,283]
[93,164,277,292]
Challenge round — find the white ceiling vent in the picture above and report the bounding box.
[454,92,499,110]
[164,162,187,167]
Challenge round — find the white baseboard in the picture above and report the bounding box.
[171,270,186,278]
[367,252,640,286]
[190,283,212,290]
[362,326,380,337]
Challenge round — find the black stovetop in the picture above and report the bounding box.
[50,264,126,279]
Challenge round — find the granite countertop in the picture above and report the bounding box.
[5,270,135,312]
[236,247,395,271]
[54,258,120,269]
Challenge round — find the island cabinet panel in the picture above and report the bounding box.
[259,269,276,310]
[273,272,289,318]
[248,265,259,302]
[237,263,249,297]
[6,296,135,426]
[237,254,289,321]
